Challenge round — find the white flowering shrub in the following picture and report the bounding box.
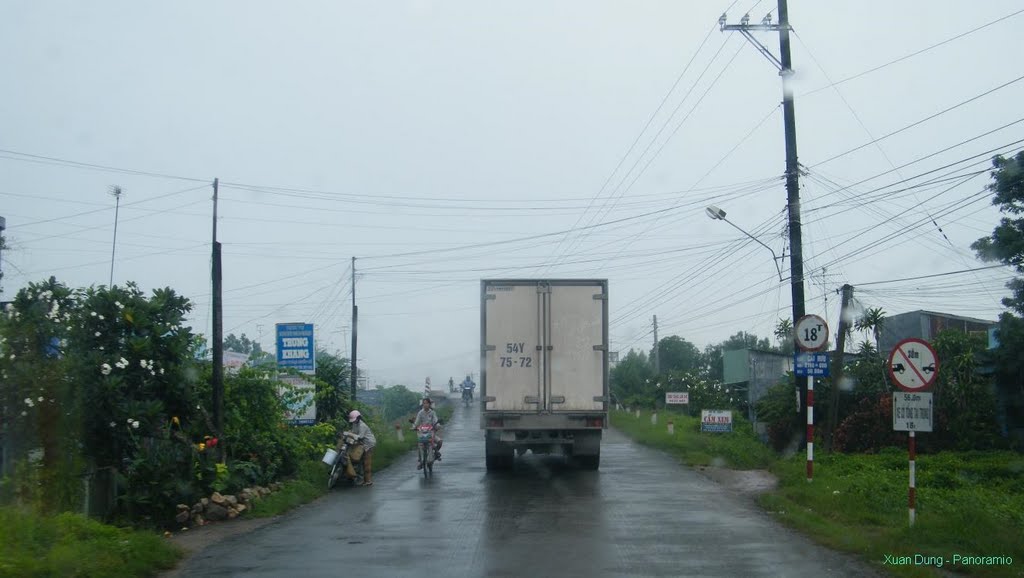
[1,279,203,521]
[0,278,81,510]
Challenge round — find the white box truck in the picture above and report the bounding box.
[480,279,609,470]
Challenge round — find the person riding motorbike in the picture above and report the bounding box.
[412,397,441,468]
[347,410,376,486]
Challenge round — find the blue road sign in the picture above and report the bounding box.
[794,352,830,377]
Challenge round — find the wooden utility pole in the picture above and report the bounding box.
[212,178,224,460]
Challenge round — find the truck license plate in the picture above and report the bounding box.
[499,431,516,442]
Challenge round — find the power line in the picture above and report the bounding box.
[542,18,723,272]
[0,150,207,182]
[7,184,209,229]
[799,7,1024,98]
[852,264,1009,287]
[810,74,1024,168]
[545,34,741,272]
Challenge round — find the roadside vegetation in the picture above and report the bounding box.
[248,402,453,519]
[764,450,1024,578]
[612,148,1024,578]
[0,277,453,576]
[610,409,774,469]
[613,408,1023,577]
[0,507,180,578]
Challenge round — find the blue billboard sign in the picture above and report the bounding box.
[276,323,315,373]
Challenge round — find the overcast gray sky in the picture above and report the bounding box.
[2,1,1021,387]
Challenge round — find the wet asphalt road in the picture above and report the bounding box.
[176,401,880,577]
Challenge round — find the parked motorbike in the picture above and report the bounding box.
[324,431,365,489]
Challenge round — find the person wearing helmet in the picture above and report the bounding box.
[412,397,441,468]
[347,410,376,486]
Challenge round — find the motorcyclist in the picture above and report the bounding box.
[412,397,441,468]
[348,410,376,486]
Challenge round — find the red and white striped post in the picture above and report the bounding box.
[806,376,814,482]
[909,431,916,525]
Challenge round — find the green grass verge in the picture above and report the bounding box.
[0,506,182,578]
[610,409,775,469]
[613,409,1024,577]
[763,450,1024,577]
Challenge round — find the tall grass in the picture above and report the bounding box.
[0,506,181,578]
[764,450,1024,577]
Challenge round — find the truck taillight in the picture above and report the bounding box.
[487,418,504,428]
[586,417,603,428]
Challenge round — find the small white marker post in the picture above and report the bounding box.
[651,412,657,425]
[667,420,674,435]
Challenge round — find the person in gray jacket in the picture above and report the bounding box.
[412,398,442,468]
[348,410,376,486]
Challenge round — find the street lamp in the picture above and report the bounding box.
[705,205,783,281]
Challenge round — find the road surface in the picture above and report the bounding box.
[173,401,879,577]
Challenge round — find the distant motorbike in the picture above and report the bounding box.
[462,387,472,407]
[324,431,365,489]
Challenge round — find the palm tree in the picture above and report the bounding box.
[774,318,793,352]
[855,307,886,354]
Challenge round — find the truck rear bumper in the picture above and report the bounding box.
[484,426,602,456]
[481,412,607,430]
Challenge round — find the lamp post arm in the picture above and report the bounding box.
[722,217,783,281]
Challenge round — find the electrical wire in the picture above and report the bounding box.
[799,7,1024,98]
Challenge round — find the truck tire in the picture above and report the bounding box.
[577,452,600,470]
[485,441,513,471]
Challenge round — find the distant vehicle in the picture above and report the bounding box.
[480,279,608,471]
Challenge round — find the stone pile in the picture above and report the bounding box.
[174,482,284,527]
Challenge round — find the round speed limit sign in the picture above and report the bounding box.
[795,314,829,352]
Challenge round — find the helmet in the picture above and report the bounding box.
[347,410,361,423]
[422,397,432,404]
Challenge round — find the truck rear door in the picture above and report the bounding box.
[547,282,606,412]
[483,283,541,412]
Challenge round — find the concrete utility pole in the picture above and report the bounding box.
[652,315,660,374]
[211,178,224,461]
[109,186,123,287]
[825,284,854,451]
[0,216,6,294]
[721,0,808,445]
[351,256,358,400]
